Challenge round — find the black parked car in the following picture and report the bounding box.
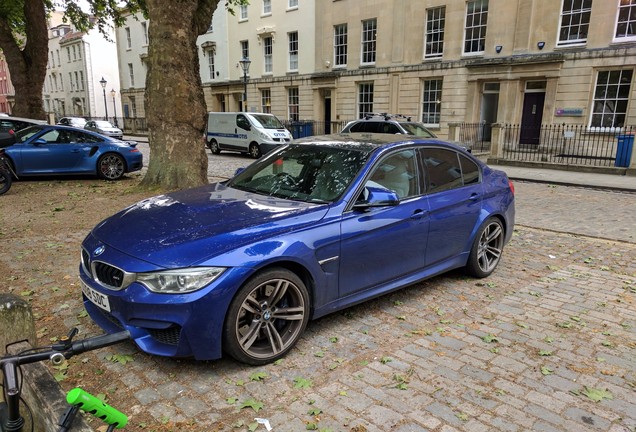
[0,116,48,147]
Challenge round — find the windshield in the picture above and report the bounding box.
[15,126,43,143]
[250,114,285,129]
[400,122,436,138]
[95,121,115,128]
[228,144,369,203]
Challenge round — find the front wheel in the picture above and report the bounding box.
[0,167,11,195]
[464,217,505,278]
[249,143,261,159]
[97,153,125,180]
[209,139,221,154]
[223,268,310,365]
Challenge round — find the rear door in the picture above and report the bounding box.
[419,148,483,266]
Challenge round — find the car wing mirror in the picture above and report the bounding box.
[353,186,400,210]
[34,138,48,146]
[234,167,246,177]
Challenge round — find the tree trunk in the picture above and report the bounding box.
[141,0,219,190]
[0,0,48,120]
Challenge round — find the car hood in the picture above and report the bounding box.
[91,182,329,267]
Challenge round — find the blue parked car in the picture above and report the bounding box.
[5,125,142,180]
[79,134,515,365]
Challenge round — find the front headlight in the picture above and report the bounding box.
[136,267,225,294]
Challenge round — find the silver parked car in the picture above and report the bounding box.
[84,120,123,140]
[57,117,87,128]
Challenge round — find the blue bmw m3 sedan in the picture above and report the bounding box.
[79,133,515,365]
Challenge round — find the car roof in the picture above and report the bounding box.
[292,133,463,152]
[1,116,48,124]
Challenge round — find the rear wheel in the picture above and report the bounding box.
[209,139,221,154]
[0,167,11,195]
[223,268,310,365]
[465,217,505,278]
[97,153,125,180]
[249,142,261,159]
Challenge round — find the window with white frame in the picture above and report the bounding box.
[129,96,137,117]
[72,45,77,60]
[241,40,249,60]
[68,72,73,90]
[425,6,445,58]
[288,87,299,121]
[240,5,248,20]
[361,19,377,65]
[261,89,272,113]
[79,71,84,90]
[263,0,271,15]
[288,31,298,71]
[66,47,71,62]
[422,79,443,126]
[264,36,273,73]
[615,0,636,40]
[590,69,633,129]
[208,51,215,80]
[334,24,348,67]
[358,83,374,118]
[464,0,488,54]
[142,22,149,45]
[125,27,131,49]
[128,63,135,87]
[74,72,80,91]
[77,45,82,59]
[558,0,592,46]
[288,0,298,8]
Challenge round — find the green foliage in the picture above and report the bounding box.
[581,386,613,402]
[294,377,313,389]
[239,398,264,413]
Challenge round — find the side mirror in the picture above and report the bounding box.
[234,167,245,177]
[34,138,48,146]
[353,186,400,210]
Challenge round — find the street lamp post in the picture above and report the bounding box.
[110,89,118,127]
[238,57,251,112]
[99,77,108,121]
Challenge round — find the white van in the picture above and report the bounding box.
[205,112,293,158]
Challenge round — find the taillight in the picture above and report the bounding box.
[508,180,515,195]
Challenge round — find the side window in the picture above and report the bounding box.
[236,115,250,130]
[349,122,365,132]
[0,121,12,132]
[364,122,381,133]
[366,149,419,199]
[421,148,463,193]
[382,123,400,134]
[73,131,100,143]
[459,154,480,185]
[39,130,61,143]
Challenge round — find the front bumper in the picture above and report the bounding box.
[79,237,253,360]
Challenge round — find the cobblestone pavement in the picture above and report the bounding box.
[2,148,635,431]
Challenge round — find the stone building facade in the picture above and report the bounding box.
[115,0,636,140]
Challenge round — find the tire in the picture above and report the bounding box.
[0,167,11,195]
[249,142,261,159]
[464,217,505,278]
[97,153,126,180]
[209,139,221,154]
[223,268,310,365]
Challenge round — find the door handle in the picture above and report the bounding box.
[410,209,427,220]
[469,193,480,201]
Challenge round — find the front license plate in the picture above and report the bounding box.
[82,282,111,312]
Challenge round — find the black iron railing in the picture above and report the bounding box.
[457,122,491,153]
[498,124,634,167]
